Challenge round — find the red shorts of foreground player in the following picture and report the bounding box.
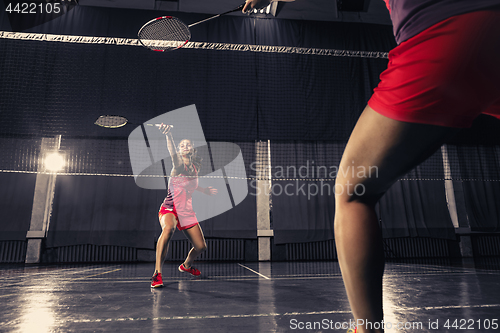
[368,10,500,128]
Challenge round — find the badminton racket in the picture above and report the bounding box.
[94,115,173,129]
[138,3,245,52]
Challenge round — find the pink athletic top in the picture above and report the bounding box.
[384,0,500,44]
[162,164,198,224]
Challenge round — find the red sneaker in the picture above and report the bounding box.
[151,272,163,288]
[178,263,201,276]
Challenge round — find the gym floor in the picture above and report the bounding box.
[1,259,499,332]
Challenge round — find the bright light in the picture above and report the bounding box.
[44,152,65,171]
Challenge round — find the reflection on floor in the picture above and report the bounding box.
[1,258,499,332]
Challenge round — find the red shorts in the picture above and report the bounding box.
[158,206,199,231]
[368,10,500,128]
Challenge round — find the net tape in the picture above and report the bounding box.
[2,169,499,182]
[0,31,389,58]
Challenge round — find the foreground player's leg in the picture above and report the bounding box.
[334,106,459,333]
[152,214,177,287]
[179,224,207,276]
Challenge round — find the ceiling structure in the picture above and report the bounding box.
[78,0,392,26]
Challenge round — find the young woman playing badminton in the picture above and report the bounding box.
[151,124,218,288]
[243,1,500,332]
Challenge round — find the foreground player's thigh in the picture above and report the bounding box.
[336,105,459,202]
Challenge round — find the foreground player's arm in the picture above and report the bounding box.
[242,0,295,13]
[196,186,218,195]
[159,123,183,169]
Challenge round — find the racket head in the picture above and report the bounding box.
[94,115,129,128]
[138,16,191,52]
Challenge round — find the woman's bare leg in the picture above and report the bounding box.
[335,105,459,333]
[182,224,207,268]
[155,213,177,274]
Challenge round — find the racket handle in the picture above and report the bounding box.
[188,3,245,27]
[146,124,173,128]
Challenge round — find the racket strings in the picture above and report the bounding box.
[95,116,128,128]
[138,17,191,51]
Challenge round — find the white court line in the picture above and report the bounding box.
[389,263,500,274]
[237,263,270,280]
[0,265,122,282]
[53,275,343,284]
[31,270,497,285]
[74,268,122,280]
[0,310,353,327]
[68,309,352,323]
[391,263,476,272]
[406,304,500,311]
[23,304,499,325]
[382,271,500,277]
[69,271,500,285]
[62,265,122,274]
[3,270,494,287]
[0,264,121,276]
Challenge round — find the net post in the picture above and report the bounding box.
[25,135,61,264]
[441,144,460,229]
[442,144,473,258]
[256,140,272,261]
